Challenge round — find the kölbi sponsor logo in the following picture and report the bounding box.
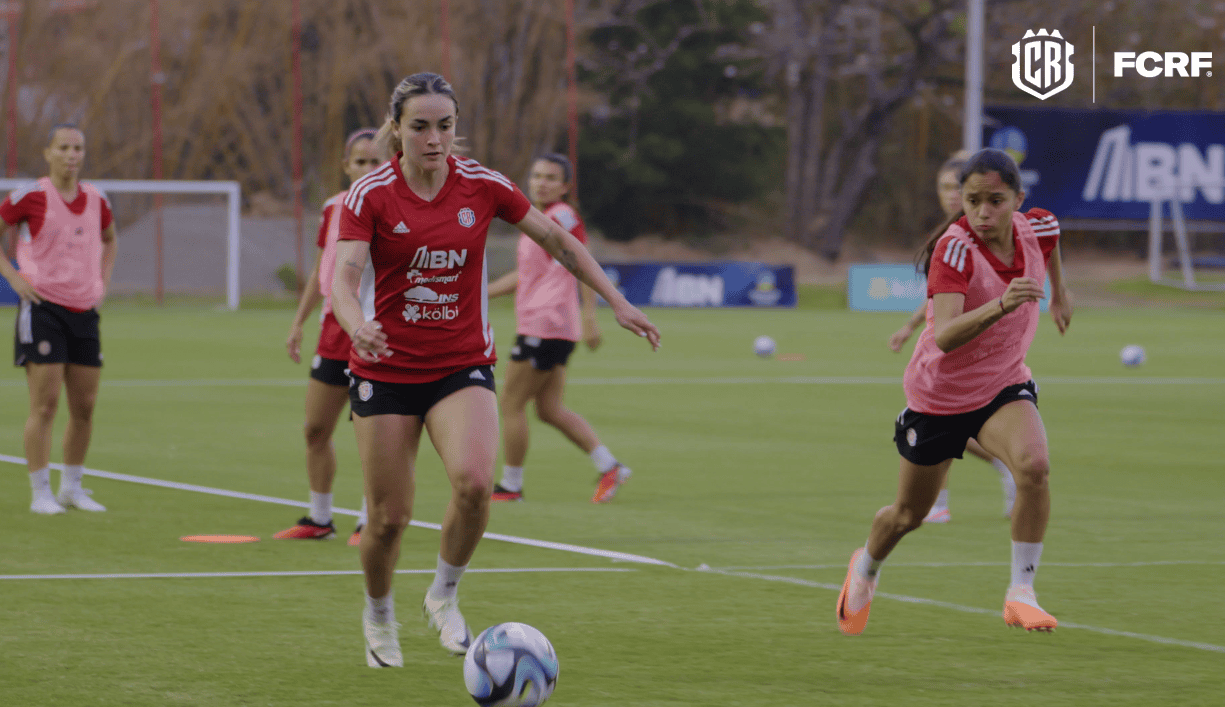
[1114,52,1212,78]
[1083,124,1225,204]
[1012,29,1074,101]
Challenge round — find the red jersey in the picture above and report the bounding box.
[903,208,1060,415]
[315,191,345,315]
[339,153,532,383]
[515,201,588,341]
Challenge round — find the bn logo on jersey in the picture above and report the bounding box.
[458,207,476,228]
[1012,29,1074,101]
[409,247,468,270]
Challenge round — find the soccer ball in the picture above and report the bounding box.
[463,623,558,707]
[1120,344,1146,367]
[753,335,776,358]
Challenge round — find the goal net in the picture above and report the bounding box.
[0,179,244,309]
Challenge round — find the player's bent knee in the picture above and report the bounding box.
[1013,449,1050,489]
[894,506,926,533]
[31,399,58,424]
[368,506,411,538]
[450,470,493,507]
[303,422,332,447]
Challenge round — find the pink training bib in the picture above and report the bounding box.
[16,177,105,310]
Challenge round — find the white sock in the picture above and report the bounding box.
[357,496,368,528]
[931,488,949,511]
[365,590,394,624]
[29,467,52,495]
[499,465,524,492]
[589,445,617,473]
[855,546,884,580]
[428,555,466,600]
[1010,541,1043,588]
[61,464,84,492]
[309,491,333,525]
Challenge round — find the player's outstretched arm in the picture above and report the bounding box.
[100,223,118,305]
[1046,244,1073,335]
[332,239,389,362]
[488,269,518,299]
[931,277,1045,353]
[514,207,659,350]
[888,302,927,352]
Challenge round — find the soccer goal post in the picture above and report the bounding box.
[0,179,243,309]
[1148,198,1225,292]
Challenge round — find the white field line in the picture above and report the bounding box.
[0,567,636,581]
[712,560,1225,571]
[2,375,1223,388]
[0,454,675,568]
[698,567,1225,654]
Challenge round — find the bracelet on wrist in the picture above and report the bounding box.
[998,297,1006,313]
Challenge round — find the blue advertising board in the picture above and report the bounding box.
[599,262,796,308]
[848,263,1049,312]
[983,106,1225,221]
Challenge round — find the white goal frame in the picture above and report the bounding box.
[1148,198,1225,292]
[0,178,243,309]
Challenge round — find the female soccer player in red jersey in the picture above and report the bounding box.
[888,151,1017,523]
[276,128,385,544]
[487,153,632,504]
[0,124,118,515]
[837,148,1073,636]
[331,73,660,668]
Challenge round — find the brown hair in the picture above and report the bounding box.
[916,148,1023,276]
[374,72,459,157]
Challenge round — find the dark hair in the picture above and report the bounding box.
[375,72,459,156]
[48,123,83,145]
[916,148,1023,276]
[536,153,573,183]
[343,127,379,157]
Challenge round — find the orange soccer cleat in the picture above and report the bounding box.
[272,516,336,540]
[836,548,878,636]
[1003,585,1057,632]
[591,465,632,504]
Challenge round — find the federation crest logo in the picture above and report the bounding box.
[37,340,51,356]
[1012,29,1074,100]
[906,428,917,447]
[311,354,321,369]
[457,207,476,228]
[357,380,374,401]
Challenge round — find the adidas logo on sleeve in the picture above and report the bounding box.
[392,222,410,234]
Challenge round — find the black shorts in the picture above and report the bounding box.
[349,365,496,418]
[14,300,102,367]
[894,380,1039,466]
[509,334,576,371]
[309,354,351,387]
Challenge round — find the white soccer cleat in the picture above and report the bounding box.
[423,592,473,656]
[30,494,66,515]
[57,488,106,512]
[363,609,403,668]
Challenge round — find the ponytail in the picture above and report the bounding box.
[916,210,963,276]
[374,119,398,161]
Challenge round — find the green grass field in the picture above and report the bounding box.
[1,295,1223,706]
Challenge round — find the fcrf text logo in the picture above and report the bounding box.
[1012,29,1075,100]
[1114,52,1213,77]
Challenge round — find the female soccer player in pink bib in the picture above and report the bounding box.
[837,148,1073,636]
[487,153,632,504]
[330,72,659,668]
[276,128,385,544]
[0,124,118,515]
[888,151,1017,523]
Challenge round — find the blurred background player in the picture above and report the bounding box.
[0,124,118,514]
[331,72,659,668]
[487,153,632,504]
[277,128,384,544]
[838,148,1072,637]
[888,150,1016,523]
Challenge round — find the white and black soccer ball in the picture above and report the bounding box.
[463,622,558,707]
[753,335,776,358]
[1120,344,1146,367]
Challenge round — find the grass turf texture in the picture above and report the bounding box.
[1,297,1223,706]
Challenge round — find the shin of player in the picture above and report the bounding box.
[488,154,631,504]
[276,128,384,544]
[1,124,117,515]
[331,73,659,667]
[838,148,1073,636]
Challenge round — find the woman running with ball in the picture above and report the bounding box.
[276,128,386,544]
[487,153,633,504]
[888,151,1017,523]
[1,124,117,515]
[837,148,1072,636]
[331,72,659,668]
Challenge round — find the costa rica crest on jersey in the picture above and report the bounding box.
[457,207,476,228]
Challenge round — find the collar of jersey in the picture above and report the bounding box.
[391,152,458,205]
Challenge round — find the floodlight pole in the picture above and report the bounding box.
[151,0,165,305]
[291,0,304,294]
[565,0,578,194]
[962,0,985,153]
[4,5,20,178]
[440,0,452,78]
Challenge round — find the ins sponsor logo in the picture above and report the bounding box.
[408,247,468,269]
[403,285,459,304]
[1011,29,1074,101]
[1083,125,1225,204]
[1114,52,1212,78]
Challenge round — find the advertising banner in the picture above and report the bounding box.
[983,106,1225,221]
[599,262,796,308]
[848,263,1050,312]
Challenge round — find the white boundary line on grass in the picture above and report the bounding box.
[712,560,1225,570]
[2,375,1223,388]
[0,567,636,581]
[698,567,1225,654]
[0,455,676,568]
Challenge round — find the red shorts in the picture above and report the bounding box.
[315,311,352,361]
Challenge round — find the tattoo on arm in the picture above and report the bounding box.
[345,260,363,270]
[558,248,580,276]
